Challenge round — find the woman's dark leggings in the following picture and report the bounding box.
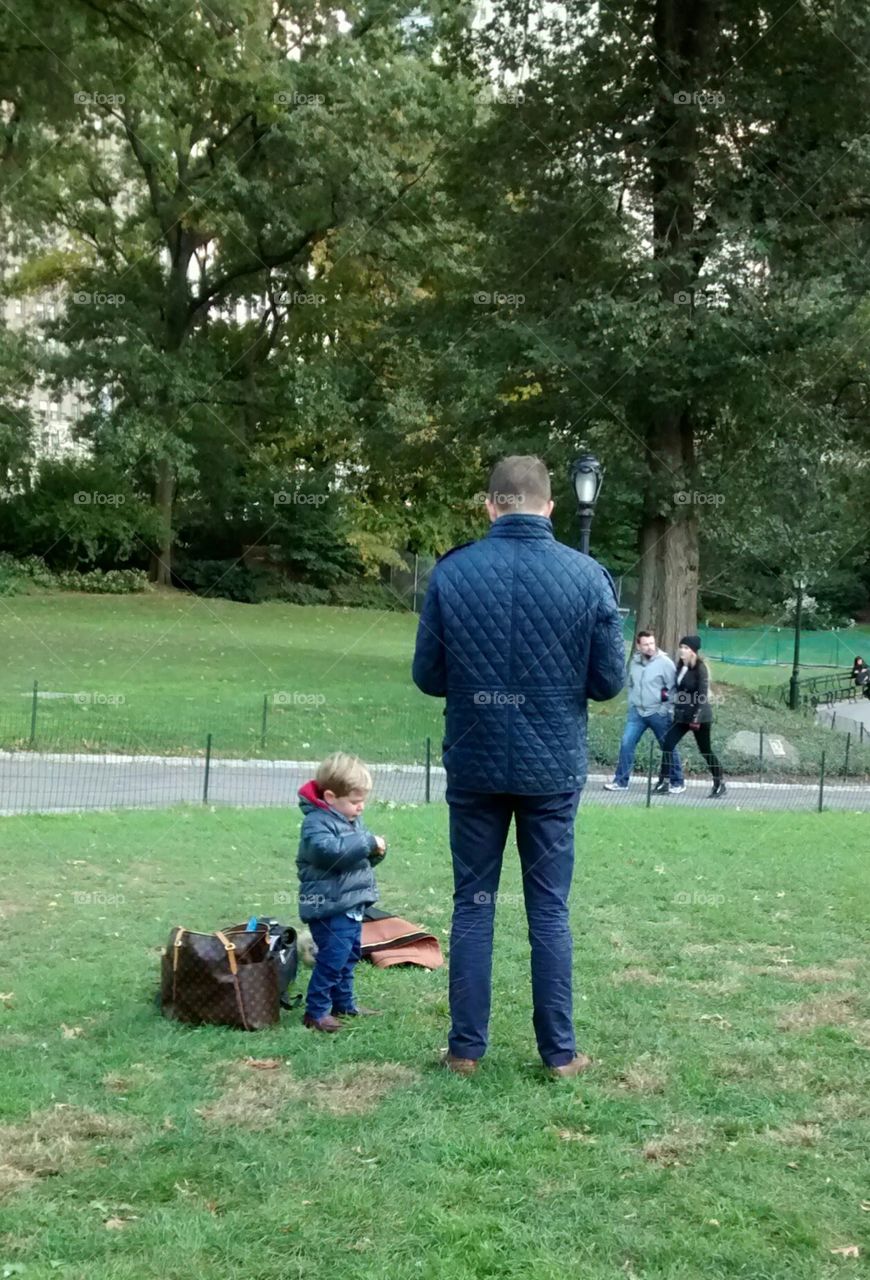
[660,722,723,784]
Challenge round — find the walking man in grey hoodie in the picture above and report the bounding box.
[604,631,684,792]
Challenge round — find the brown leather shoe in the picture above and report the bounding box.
[441,1051,478,1076]
[331,1005,382,1017]
[548,1053,592,1079]
[303,1013,342,1033]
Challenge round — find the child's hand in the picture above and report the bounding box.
[375,836,387,854]
[369,835,387,865]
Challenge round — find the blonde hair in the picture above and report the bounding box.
[316,752,373,797]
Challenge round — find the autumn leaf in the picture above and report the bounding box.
[830,1245,860,1258]
[61,1024,84,1039]
[244,1057,282,1070]
[104,1218,127,1230]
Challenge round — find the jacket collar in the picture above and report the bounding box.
[298,779,330,810]
[485,514,555,541]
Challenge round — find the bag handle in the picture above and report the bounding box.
[171,927,186,1005]
[215,930,249,1030]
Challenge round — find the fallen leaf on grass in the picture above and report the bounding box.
[860,1201,870,1212]
[0,993,13,1006]
[104,1217,136,1230]
[60,1025,83,1039]
[243,1058,282,1070]
[699,1013,732,1029]
[830,1245,860,1258]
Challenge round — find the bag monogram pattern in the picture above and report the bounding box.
[159,923,280,1031]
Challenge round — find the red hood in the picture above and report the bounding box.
[298,779,330,810]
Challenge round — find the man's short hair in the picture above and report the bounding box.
[487,455,551,512]
[636,630,655,643]
[316,752,372,796]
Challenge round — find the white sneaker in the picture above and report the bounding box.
[669,784,686,795]
[603,781,628,791]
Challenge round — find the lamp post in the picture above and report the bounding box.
[788,577,805,711]
[570,453,604,555]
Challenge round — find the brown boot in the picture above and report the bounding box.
[548,1053,592,1079]
[303,1013,342,1033]
[331,1005,382,1017]
[441,1051,478,1077]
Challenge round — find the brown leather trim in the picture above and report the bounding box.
[215,930,249,1029]
[171,927,185,1004]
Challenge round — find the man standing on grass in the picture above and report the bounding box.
[603,630,684,794]
[412,456,625,1079]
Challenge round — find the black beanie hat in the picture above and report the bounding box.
[679,634,701,654]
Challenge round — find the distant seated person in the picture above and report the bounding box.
[850,656,869,688]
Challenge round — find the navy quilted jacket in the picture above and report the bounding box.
[412,514,626,793]
[296,781,381,922]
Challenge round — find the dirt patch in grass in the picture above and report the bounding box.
[613,1055,668,1094]
[612,967,664,986]
[776,994,860,1032]
[816,1092,870,1121]
[0,900,23,920]
[679,978,744,996]
[0,1105,138,1198]
[198,1059,419,1130]
[746,965,850,983]
[642,1123,707,1167]
[766,1123,822,1146]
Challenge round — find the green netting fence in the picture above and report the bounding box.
[620,618,866,669]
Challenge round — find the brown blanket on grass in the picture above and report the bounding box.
[360,907,444,970]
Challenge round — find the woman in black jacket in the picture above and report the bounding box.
[851,656,868,687]
[655,635,726,798]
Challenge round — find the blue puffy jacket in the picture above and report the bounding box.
[412,513,626,793]
[296,781,381,922]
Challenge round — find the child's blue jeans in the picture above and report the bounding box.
[306,914,362,1018]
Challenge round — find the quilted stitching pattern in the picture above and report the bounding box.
[412,515,625,793]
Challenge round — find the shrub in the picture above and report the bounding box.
[173,559,264,603]
[0,555,149,595]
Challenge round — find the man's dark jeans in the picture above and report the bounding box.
[446,785,581,1068]
[306,913,362,1019]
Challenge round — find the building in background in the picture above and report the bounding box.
[1,277,89,461]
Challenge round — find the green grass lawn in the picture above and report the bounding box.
[1,802,868,1279]
[1,591,868,777]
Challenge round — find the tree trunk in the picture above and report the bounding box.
[634,0,719,654]
[147,251,194,585]
[150,455,175,585]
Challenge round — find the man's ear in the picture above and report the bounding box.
[543,498,554,518]
[484,497,499,523]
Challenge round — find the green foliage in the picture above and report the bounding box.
[0,553,148,594]
[0,459,159,567]
[173,559,274,604]
[175,558,407,609]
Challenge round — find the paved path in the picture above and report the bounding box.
[1,751,868,815]
[817,696,870,737]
